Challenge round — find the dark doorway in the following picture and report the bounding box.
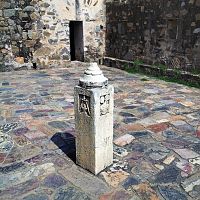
[69,21,84,61]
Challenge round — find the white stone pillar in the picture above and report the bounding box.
[74,63,114,175]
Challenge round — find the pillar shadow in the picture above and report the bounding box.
[51,132,76,163]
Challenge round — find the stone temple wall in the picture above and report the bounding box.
[106,0,200,72]
[0,0,106,71]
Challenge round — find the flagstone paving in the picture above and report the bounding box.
[0,62,200,200]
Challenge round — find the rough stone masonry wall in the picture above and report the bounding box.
[106,0,200,72]
[0,0,106,71]
[0,0,41,71]
[76,0,106,62]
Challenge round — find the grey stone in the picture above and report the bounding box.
[181,173,200,193]
[153,165,180,184]
[158,186,187,200]
[23,6,35,12]
[23,193,49,200]
[42,173,67,189]
[122,177,139,189]
[48,38,58,45]
[4,9,16,17]
[54,186,91,200]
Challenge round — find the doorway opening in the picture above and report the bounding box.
[69,21,84,61]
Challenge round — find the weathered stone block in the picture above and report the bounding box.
[74,63,114,175]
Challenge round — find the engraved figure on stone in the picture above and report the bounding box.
[100,94,110,115]
[84,0,98,6]
[79,95,91,116]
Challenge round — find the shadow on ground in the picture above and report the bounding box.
[51,132,76,162]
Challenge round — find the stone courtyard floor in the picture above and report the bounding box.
[0,62,200,200]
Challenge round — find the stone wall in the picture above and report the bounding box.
[0,0,106,71]
[106,0,200,72]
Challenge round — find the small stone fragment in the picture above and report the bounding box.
[155,164,164,170]
[189,157,200,165]
[133,183,159,200]
[113,146,128,157]
[114,134,135,147]
[163,155,175,165]
[180,101,194,107]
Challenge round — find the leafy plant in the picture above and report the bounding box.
[124,61,200,88]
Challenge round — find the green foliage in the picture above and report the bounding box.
[124,61,200,88]
[140,78,149,81]
[191,67,200,75]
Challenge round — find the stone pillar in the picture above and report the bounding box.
[74,63,114,175]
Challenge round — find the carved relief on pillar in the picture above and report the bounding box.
[100,93,110,116]
[79,94,91,116]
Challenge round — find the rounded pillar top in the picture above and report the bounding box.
[79,63,108,88]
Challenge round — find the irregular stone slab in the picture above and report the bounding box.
[54,186,91,200]
[131,160,159,181]
[171,121,195,132]
[173,148,199,159]
[114,134,135,147]
[132,183,159,200]
[153,165,180,184]
[181,173,200,192]
[101,170,129,188]
[137,117,156,126]
[0,162,24,174]
[13,127,29,135]
[170,120,187,126]
[143,88,161,94]
[0,178,40,198]
[119,112,135,117]
[147,123,169,133]
[58,166,111,198]
[162,130,178,139]
[0,162,55,189]
[123,117,138,124]
[99,190,132,200]
[148,152,168,161]
[175,159,194,175]
[23,193,49,200]
[158,186,187,200]
[110,190,132,200]
[191,143,200,154]
[122,177,140,189]
[42,173,68,189]
[24,131,47,141]
[130,131,151,138]
[163,155,175,165]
